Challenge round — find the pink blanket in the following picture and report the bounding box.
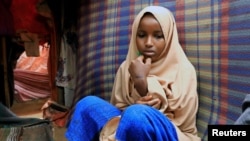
[14,44,51,102]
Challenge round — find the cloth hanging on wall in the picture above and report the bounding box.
[55,34,77,90]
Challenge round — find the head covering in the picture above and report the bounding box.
[124,5,194,97]
[127,6,179,65]
[111,6,199,140]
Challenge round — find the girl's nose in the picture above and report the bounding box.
[145,36,153,47]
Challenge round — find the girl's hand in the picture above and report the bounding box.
[135,94,161,109]
[128,55,151,80]
[129,56,151,96]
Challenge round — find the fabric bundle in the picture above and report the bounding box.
[66,96,178,141]
[66,96,121,141]
[14,43,51,101]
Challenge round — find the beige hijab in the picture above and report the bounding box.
[110,6,200,141]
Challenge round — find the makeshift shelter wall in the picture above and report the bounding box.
[75,1,250,140]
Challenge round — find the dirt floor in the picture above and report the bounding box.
[10,98,67,141]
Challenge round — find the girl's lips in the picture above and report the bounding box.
[143,51,155,56]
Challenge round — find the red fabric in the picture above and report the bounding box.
[10,0,49,35]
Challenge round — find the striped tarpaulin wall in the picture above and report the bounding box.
[76,0,250,140]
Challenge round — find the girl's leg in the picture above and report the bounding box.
[116,104,178,141]
[65,96,121,141]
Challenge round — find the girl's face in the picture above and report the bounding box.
[136,13,165,62]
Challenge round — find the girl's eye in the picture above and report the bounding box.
[154,34,164,39]
[137,34,145,38]
[137,33,145,38]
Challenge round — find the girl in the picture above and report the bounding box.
[66,6,200,141]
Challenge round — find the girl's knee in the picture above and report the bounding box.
[75,96,102,110]
[78,95,100,104]
[122,104,153,121]
[125,104,152,114]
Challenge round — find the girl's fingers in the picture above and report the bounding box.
[141,95,152,101]
[145,57,152,65]
[137,55,152,65]
[137,55,144,61]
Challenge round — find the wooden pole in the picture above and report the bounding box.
[1,37,10,107]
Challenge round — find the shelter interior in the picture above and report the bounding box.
[1,0,250,141]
